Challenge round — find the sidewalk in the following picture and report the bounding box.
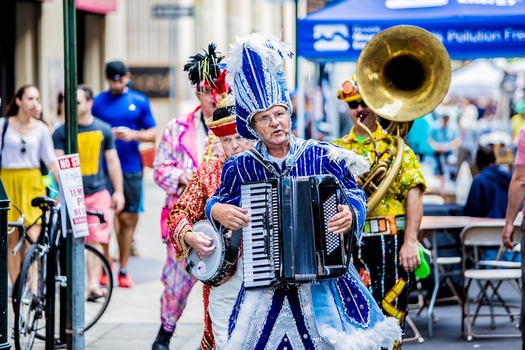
[85,280,204,349]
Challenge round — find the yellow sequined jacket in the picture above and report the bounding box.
[333,122,426,218]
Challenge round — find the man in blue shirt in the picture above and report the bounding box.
[92,60,157,287]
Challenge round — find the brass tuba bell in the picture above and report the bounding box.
[356,25,451,122]
[353,25,451,213]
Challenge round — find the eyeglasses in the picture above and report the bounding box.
[253,111,289,126]
[20,139,26,154]
[348,100,367,109]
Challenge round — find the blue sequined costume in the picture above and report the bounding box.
[205,136,401,350]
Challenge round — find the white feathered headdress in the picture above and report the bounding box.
[227,33,294,140]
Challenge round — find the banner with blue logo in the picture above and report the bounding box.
[297,0,525,61]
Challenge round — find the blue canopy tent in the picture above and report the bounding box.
[294,0,525,138]
[298,0,525,61]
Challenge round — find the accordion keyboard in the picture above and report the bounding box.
[323,192,340,255]
[241,182,279,288]
[240,175,349,289]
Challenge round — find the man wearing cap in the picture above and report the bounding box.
[151,44,226,350]
[333,76,425,349]
[53,84,125,299]
[205,33,401,350]
[92,60,157,288]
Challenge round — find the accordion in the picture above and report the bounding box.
[240,174,351,289]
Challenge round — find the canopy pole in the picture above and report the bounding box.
[296,56,306,139]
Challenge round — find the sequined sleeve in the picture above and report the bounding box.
[205,157,243,226]
[168,159,224,259]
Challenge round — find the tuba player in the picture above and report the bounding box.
[334,76,426,349]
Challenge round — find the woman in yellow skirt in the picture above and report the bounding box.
[0,85,57,284]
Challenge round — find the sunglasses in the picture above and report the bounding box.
[348,100,367,109]
[21,139,26,154]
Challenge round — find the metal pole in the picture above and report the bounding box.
[63,1,84,349]
[296,56,305,139]
[294,0,299,89]
[0,179,11,349]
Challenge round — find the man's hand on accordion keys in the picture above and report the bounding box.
[210,203,250,231]
[327,204,353,235]
[184,230,216,259]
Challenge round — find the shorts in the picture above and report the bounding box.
[85,190,112,244]
[106,171,143,213]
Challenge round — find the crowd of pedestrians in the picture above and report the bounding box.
[2,59,156,295]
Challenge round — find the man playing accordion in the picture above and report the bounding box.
[204,33,402,350]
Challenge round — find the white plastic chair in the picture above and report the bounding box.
[423,239,463,338]
[460,222,522,341]
[422,194,446,205]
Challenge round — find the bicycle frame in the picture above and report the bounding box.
[43,199,61,348]
[12,196,112,350]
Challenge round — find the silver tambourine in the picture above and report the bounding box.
[185,220,234,286]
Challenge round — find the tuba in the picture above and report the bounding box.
[354,25,451,213]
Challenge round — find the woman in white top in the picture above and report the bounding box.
[1,85,57,284]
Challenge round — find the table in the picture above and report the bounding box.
[418,216,515,337]
[420,216,504,232]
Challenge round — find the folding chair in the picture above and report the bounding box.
[422,236,463,338]
[460,222,522,341]
[403,315,425,344]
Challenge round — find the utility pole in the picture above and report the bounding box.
[63,1,83,349]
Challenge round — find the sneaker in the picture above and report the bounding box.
[118,272,135,288]
[100,271,108,286]
[100,262,113,286]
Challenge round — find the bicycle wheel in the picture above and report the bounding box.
[13,244,46,350]
[84,244,113,331]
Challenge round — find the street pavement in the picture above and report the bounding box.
[6,171,523,349]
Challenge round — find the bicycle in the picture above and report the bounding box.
[9,196,114,350]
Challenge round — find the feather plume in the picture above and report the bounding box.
[214,70,229,96]
[319,317,401,350]
[227,33,293,86]
[184,43,225,91]
[325,144,371,176]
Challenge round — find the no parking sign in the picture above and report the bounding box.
[57,153,89,238]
